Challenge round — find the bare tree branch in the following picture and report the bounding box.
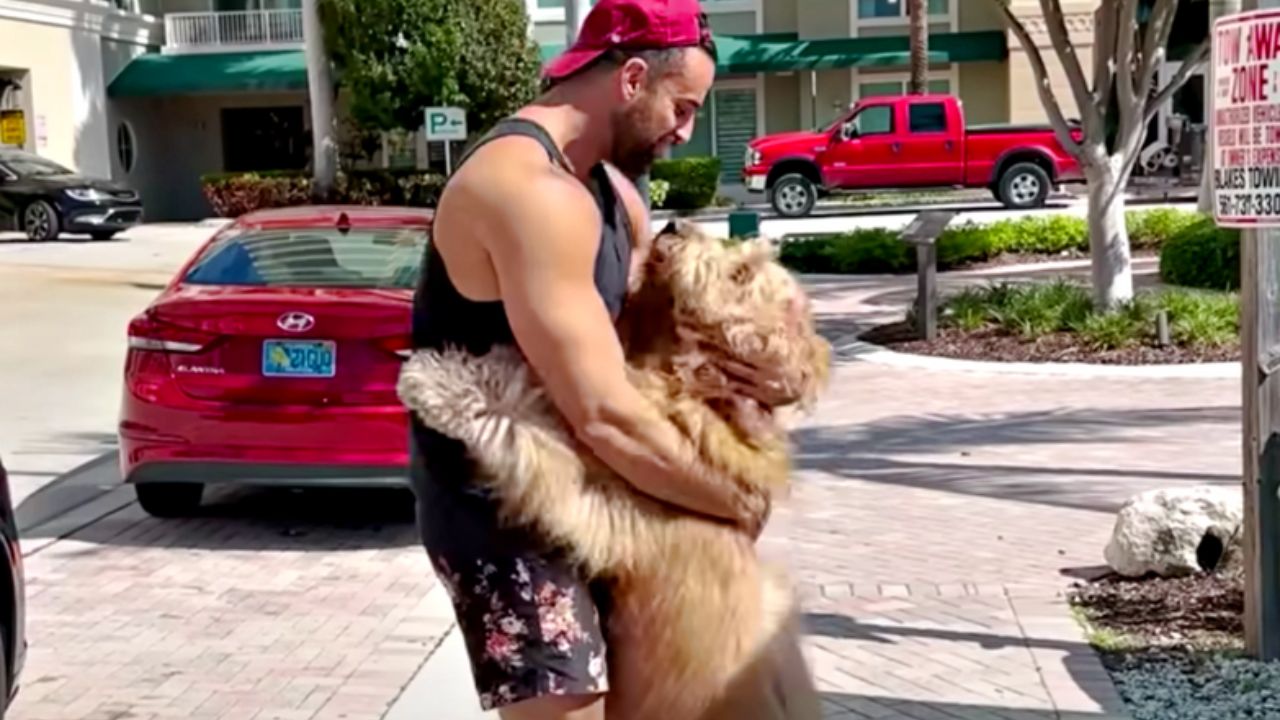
[1092,3,1118,123]
[1142,38,1211,127]
[1038,0,1100,134]
[1138,0,1179,99]
[1115,0,1141,135]
[993,0,1085,161]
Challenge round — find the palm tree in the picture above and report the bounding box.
[302,0,337,199]
[908,0,928,94]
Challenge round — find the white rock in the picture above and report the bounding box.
[1103,485,1243,578]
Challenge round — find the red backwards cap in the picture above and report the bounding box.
[543,0,714,81]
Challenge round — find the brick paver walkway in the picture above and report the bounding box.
[749,274,1239,719]
[6,264,1241,720]
[10,490,445,720]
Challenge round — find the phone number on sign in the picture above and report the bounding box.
[1218,192,1280,217]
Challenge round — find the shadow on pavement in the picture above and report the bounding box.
[810,615,1127,719]
[56,484,420,554]
[14,441,420,552]
[794,406,1238,513]
[820,692,1109,720]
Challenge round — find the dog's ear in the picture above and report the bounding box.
[657,220,680,237]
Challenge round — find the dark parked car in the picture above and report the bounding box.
[0,148,143,241]
[0,456,24,716]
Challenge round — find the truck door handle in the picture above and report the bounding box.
[891,142,901,153]
[945,140,954,152]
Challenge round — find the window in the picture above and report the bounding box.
[116,121,136,174]
[858,77,950,99]
[908,103,947,133]
[858,0,948,19]
[853,105,894,136]
[183,228,430,289]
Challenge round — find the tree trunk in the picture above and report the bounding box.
[1085,159,1135,309]
[908,0,928,94]
[303,0,337,200]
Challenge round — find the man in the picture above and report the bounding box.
[406,1,773,718]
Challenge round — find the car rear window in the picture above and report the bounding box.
[182,227,429,289]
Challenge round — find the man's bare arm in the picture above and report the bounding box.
[467,168,763,529]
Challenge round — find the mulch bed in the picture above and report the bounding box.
[1071,570,1244,650]
[858,322,1240,365]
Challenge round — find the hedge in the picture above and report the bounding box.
[650,157,720,210]
[779,208,1207,275]
[1158,215,1241,291]
[201,169,446,217]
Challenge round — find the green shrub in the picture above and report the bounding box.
[1158,216,1241,291]
[201,169,446,217]
[648,178,670,208]
[779,209,1209,275]
[651,157,720,210]
[938,279,1238,350]
[780,228,910,274]
[1128,207,1203,250]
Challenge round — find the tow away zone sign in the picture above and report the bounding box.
[1211,9,1280,227]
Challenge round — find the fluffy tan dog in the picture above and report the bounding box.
[397,220,831,720]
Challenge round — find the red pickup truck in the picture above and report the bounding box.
[741,93,1085,217]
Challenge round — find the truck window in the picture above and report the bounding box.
[854,105,894,136]
[908,103,948,134]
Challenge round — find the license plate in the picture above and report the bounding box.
[746,175,766,191]
[262,339,336,378]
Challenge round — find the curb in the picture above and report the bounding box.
[833,333,1240,379]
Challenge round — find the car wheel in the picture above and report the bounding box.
[21,201,60,242]
[90,231,116,241]
[770,174,817,218]
[135,482,204,518]
[996,162,1051,209]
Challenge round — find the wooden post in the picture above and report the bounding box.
[1234,0,1280,662]
[916,242,937,341]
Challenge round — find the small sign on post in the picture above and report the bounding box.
[0,109,25,148]
[424,106,467,176]
[1212,5,1280,661]
[898,210,957,342]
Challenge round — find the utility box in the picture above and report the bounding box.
[728,209,761,239]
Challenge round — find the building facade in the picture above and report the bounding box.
[0,0,1209,221]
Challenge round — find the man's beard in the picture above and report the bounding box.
[608,106,664,179]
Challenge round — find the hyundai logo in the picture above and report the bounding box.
[276,312,315,333]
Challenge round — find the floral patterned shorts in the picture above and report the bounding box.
[410,428,612,712]
[430,552,611,711]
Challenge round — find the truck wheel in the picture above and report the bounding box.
[770,174,817,218]
[996,162,1051,209]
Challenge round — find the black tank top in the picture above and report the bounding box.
[408,116,634,490]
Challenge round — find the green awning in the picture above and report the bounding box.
[538,30,1007,75]
[108,50,308,97]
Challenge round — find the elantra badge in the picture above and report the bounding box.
[277,312,315,333]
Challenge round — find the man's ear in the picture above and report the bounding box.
[618,57,649,101]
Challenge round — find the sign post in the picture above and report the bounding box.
[1212,1,1280,660]
[898,210,957,342]
[424,106,468,176]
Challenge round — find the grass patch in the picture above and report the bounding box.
[938,280,1239,350]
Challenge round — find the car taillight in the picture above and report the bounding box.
[376,335,414,360]
[127,314,216,354]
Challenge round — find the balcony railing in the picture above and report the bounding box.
[163,9,303,53]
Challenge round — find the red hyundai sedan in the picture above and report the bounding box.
[117,205,431,517]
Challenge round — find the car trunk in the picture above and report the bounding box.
[147,286,412,407]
